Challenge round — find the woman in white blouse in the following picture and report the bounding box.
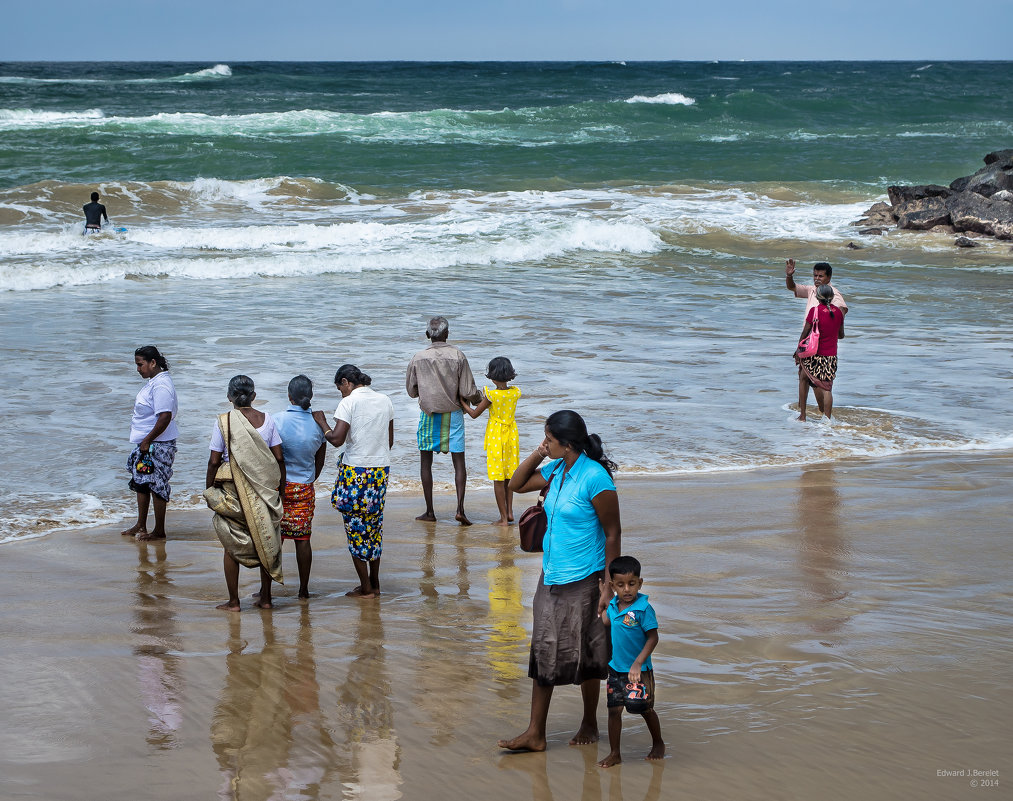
[122,345,179,541]
[318,364,394,599]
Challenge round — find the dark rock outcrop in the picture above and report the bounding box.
[947,192,1013,239]
[894,197,951,230]
[955,236,978,248]
[855,150,1013,243]
[887,184,952,205]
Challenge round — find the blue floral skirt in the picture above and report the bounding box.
[127,440,177,501]
[331,465,389,561]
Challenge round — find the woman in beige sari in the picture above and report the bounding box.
[204,375,286,610]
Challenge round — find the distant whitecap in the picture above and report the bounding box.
[624,92,696,106]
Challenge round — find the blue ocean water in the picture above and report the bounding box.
[0,61,1011,542]
[1,61,1011,190]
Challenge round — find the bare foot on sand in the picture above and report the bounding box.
[416,512,437,522]
[569,724,599,746]
[498,731,547,752]
[796,414,807,422]
[646,743,666,760]
[253,599,273,609]
[135,531,165,541]
[494,518,510,527]
[298,590,310,599]
[345,587,378,599]
[216,601,240,611]
[598,752,622,768]
[121,524,145,537]
[456,511,473,526]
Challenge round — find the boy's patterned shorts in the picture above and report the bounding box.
[606,667,656,713]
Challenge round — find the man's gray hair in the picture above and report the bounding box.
[426,316,449,340]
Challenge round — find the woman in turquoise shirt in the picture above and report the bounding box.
[498,410,621,753]
[274,375,327,598]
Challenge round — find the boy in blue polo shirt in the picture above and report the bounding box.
[598,555,665,767]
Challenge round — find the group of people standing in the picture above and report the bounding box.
[121,265,845,763]
[123,316,522,610]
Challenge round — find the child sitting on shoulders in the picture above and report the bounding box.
[460,357,521,526]
[599,554,665,767]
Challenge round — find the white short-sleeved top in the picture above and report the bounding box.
[335,386,395,468]
[130,372,179,444]
[209,412,282,463]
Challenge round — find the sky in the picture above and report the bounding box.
[2,0,1011,61]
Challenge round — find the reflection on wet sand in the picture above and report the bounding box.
[486,538,526,696]
[413,528,486,746]
[211,608,338,800]
[794,465,852,636]
[498,744,667,801]
[270,606,338,799]
[337,602,401,801]
[132,542,182,749]
[604,762,665,801]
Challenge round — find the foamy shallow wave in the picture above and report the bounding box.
[625,93,696,105]
[0,492,124,544]
[0,179,886,284]
[0,213,662,290]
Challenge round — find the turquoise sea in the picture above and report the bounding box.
[0,61,1011,542]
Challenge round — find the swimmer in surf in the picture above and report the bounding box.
[83,191,108,233]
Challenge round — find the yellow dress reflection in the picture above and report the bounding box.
[486,556,526,688]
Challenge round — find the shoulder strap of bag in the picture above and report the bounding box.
[220,412,234,463]
[536,462,563,507]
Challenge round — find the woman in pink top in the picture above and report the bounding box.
[796,284,845,422]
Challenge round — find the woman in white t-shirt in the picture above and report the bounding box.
[123,345,179,541]
[318,364,394,599]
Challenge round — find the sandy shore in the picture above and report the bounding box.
[1,452,1009,800]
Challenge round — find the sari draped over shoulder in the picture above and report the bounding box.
[202,410,284,584]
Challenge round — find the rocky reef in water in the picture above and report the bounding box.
[853,150,1013,247]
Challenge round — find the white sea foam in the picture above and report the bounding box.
[0,108,105,126]
[0,65,231,87]
[0,211,663,290]
[0,76,104,84]
[0,106,604,144]
[0,492,124,545]
[624,92,696,106]
[0,180,877,277]
[177,64,232,80]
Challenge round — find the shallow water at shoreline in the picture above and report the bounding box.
[1,245,1011,543]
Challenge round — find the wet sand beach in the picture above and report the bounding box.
[1,451,1009,800]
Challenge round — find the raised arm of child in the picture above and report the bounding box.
[628,629,659,685]
[460,390,491,419]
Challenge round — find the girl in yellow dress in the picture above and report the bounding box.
[461,357,521,525]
